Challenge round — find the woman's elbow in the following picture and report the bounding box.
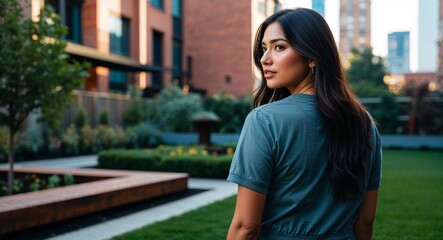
[228,222,260,240]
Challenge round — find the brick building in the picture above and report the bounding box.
[21,0,282,98]
[21,0,181,97]
[184,0,281,97]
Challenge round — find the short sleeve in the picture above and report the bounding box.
[367,124,382,190]
[227,109,275,194]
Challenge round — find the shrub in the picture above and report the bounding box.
[47,174,61,189]
[98,149,161,171]
[79,125,97,153]
[205,92,252,133]
[113,125,127,148]
[64,173,75,186]
[61,125,79,155]
[123,88,144,127]
[126,122,162,148]
[74,107,89,131]
[99,111,110,126]
[149,85,204,132]
[161,154,232,178]
[96,125,117,151]
[16,129,44,160]
[98,147,233,178]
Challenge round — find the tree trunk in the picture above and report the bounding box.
[7,129,15,195]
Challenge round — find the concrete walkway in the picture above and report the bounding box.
[1,155,237,240]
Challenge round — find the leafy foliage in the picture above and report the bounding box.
[123,88,144,127]
[347,47,388,89]
[346,47,400,133]
[74,107,89,131]
[99,111,110,126]
[147,85,204,132]
[204,92,252,133]
[0,2,89,132]
[0,0,89,193]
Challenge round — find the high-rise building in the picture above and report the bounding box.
[418,0,438,72]
[339,0,371,63]
[438,0,443,86]
[184,0,281,96]
[312,0,325,17]
[387,31,410,73]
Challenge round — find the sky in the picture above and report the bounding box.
[280,0,419,71]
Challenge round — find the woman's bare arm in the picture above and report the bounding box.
[353,189,378,240]
[227,185,267,240]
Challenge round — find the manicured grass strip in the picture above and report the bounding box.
[112,196,236,240]
[373,149,443,240]
[112,149,443,240]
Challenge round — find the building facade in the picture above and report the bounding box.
[339,0,371,63]
[387,31,410,73]
[22,0,182,97]
[183,0,281,97]
[21,0,284,98]
[418,0,438,72]
[312,0,325,17]
[438,0,443,87]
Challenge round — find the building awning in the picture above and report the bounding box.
[65,42,163,72]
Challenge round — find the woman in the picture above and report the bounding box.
[227,8,382,240]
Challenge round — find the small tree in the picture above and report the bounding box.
[0,1,89,194]
[346,47,399,133]
[123,87,144,127]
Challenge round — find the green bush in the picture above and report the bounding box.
[96,125,117,151]
[148,85,204,132]
[79,125,97,153]
[126,122,162,148]
[74,107,89,131]
[99,111,110,126]
[64,173,75,186]
[98,147,233,178]
[47,174,61,189]
[205,92,252,133]
[98,149,161,171]
[123,88,144,127]
[161,154,232,178]
[61,125,79,155]
[16,128,44,160]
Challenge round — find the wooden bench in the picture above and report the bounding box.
[0,166,188,234]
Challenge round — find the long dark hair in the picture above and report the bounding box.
[253,8,372,201]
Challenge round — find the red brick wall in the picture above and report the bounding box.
[184,0,253,97]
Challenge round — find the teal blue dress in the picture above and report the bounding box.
[227,94,382,240]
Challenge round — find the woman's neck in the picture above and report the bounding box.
[289,75,314,95]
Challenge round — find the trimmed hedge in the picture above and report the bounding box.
[98,149,233,178]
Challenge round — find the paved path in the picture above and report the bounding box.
[1,155,237,240]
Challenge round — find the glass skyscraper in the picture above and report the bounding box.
[388,31,410,73]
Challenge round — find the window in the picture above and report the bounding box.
[173,40,183,85]
[152,30,163,88]
[109,15,130,56]
[109,69,128,93]
[151,0,163,10]
[172,0,182,17]
[45,0,83,43]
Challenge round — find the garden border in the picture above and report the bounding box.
[0,166,188,234]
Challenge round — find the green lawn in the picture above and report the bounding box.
[112,149,443,240]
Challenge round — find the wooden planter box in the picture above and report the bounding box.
[0,166,188,234]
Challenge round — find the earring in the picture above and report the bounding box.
[310,65,314,74]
